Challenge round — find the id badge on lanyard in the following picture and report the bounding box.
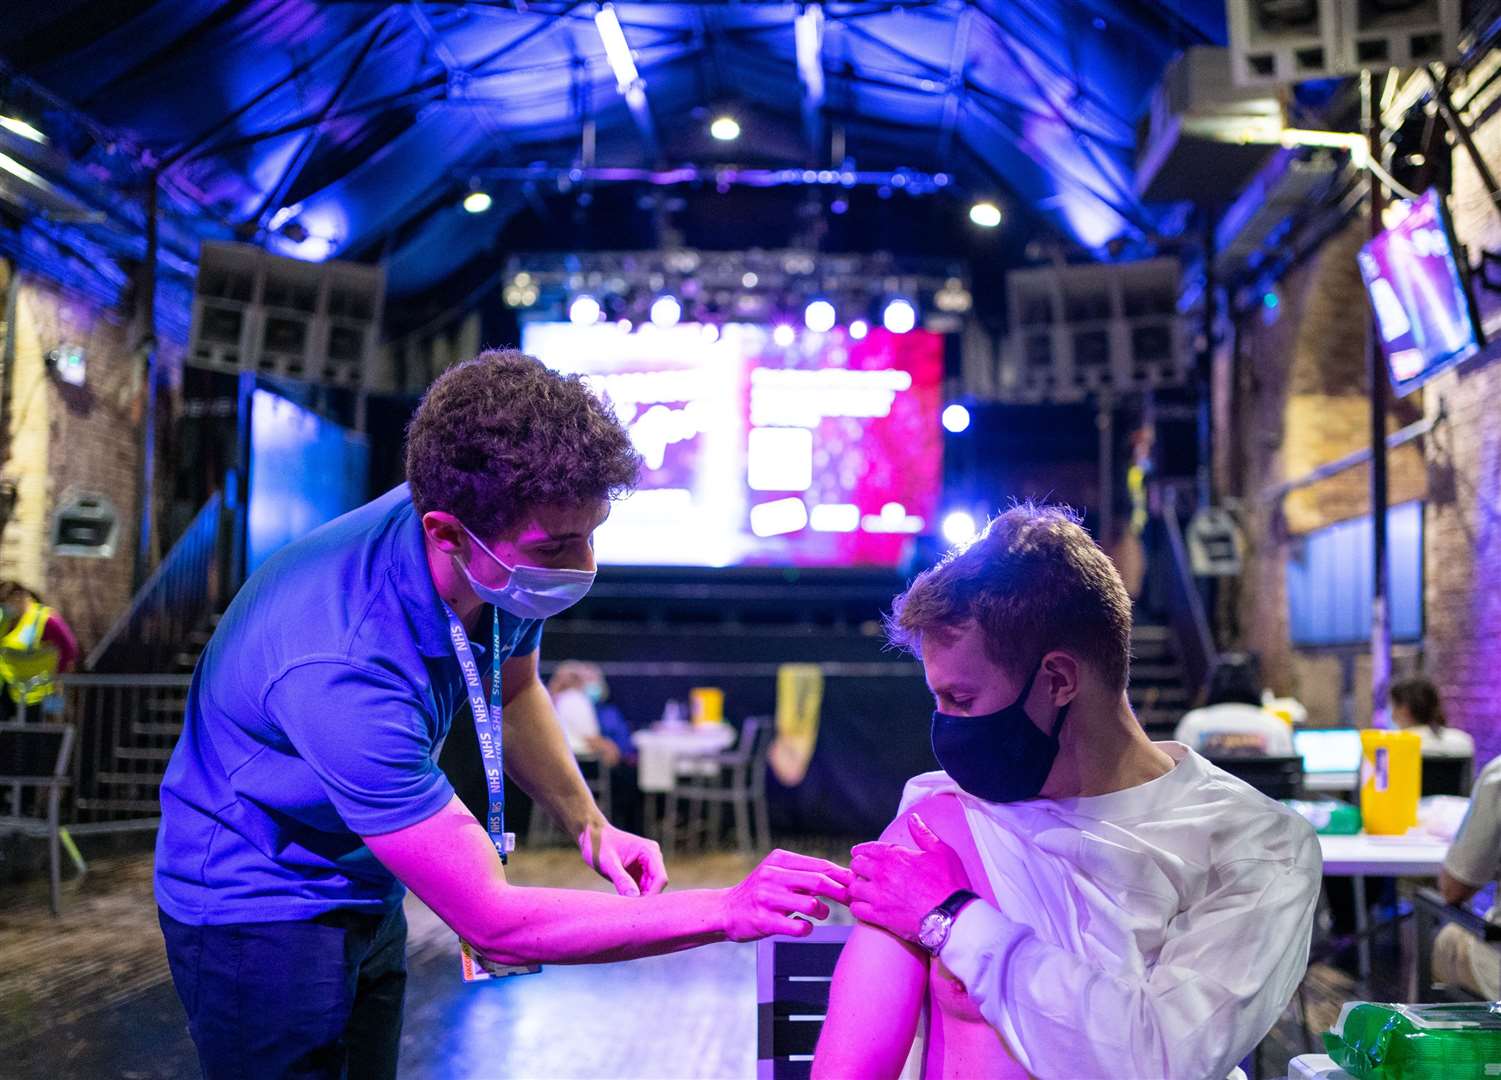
[444,604,541,981]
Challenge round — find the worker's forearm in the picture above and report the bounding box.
[503,680,604,835]
[468,884,727,966]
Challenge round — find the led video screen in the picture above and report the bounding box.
[1357,189,1485,395]
[521,322,943,568]
[248,388,370,573]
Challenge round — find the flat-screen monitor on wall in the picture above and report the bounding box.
[1357,189,1484,395]
[247,388,370,573]
[520,322,944,568]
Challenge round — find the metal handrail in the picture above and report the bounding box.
[1159,488,1218,703]
[85,491,224,672]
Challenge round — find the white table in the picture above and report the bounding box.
[632,725,738,793]
[1288,1053,1355,1080]
[1319,832,1449,980]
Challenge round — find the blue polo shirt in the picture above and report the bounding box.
[155,484,542,925]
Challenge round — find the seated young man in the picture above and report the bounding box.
[815,504,1322,1080]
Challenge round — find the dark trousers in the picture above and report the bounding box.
[158,904,408,1080]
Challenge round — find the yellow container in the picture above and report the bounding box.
[690,686,724,727]
[1360,729,1422,835]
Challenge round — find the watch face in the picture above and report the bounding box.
[918,911,949,951]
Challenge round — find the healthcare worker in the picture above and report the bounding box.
[155,350,849,1080]
[824,504,1320,1080]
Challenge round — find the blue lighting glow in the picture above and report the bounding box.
[942,510,977,546]
[942,403,971,433]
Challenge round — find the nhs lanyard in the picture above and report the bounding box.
[444,604,515,863]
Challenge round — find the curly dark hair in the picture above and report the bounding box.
[885,502,1133,691]
[404,349,641,537]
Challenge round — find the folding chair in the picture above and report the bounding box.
[0,721,84,915]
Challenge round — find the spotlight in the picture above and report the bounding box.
[742,272,759,288]
[650,294,682,328]
[882,298,916,334]
[463,190,493,214]
[569,294,602,326]
[594,4,640,91]
[942,403,971,434]
[848,319,869,340]
[0,116,46,144]
[772,324,796,347]
[969,201,1003,228]
[804,299,836,334]
[710,116,741,141]
[942,510,978,546]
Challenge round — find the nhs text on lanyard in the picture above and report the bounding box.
[444,604,539,981]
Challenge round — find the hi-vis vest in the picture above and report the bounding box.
[0,601,61,705]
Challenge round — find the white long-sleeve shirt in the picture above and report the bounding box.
[903,743,1321,1080]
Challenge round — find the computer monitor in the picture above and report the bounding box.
[1293,728,1363,775]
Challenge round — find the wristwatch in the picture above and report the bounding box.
[917,889,979,954]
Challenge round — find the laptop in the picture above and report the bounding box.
[1293,728,1363,793]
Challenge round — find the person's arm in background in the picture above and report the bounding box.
[595,702,636,760]
[499,647,649,892]
[366,795,850,965]
[41,611,79,672]
[1440,762,1501,905]
[814,812,931,1080]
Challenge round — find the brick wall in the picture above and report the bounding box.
[1225,219,1425,710]
[1424,77,1501,765]
[0,268,140,657]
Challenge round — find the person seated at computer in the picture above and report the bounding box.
[1431,755,1501,999]
[1173,652,1294,757]
[1392,675,1473,758]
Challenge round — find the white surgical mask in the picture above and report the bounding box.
[456,523,595,620]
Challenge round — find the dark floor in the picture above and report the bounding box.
[0,842,1415,1080]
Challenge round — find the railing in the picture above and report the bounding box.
[86,490,227,673]
[17,673,192,832]
[1159,488,1218,705]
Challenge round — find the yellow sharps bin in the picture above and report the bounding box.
[1360,729,1422,835]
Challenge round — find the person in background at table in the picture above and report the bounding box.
[550,661,635,764]
[1432,754,1501,999]
[1392,675,1473,758]
[1172,652,1294,758]
[0,581,79,718]
[550,660,644,834]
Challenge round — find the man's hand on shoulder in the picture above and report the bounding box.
[579,820,668,897]
[849,814,973,943]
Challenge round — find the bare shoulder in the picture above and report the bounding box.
[881,792,968,846]
[882,791,993,905]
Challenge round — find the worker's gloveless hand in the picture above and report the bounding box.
[579,821,667,897]
[721,849,854,941]
[848,814,972,943]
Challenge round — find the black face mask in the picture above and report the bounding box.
[930,661,1070,803]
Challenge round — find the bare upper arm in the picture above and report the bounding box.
[814,922,928,1080]
[499,648,540,706]
[885,792,996,907]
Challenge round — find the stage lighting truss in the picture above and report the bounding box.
[502,249,970,335]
